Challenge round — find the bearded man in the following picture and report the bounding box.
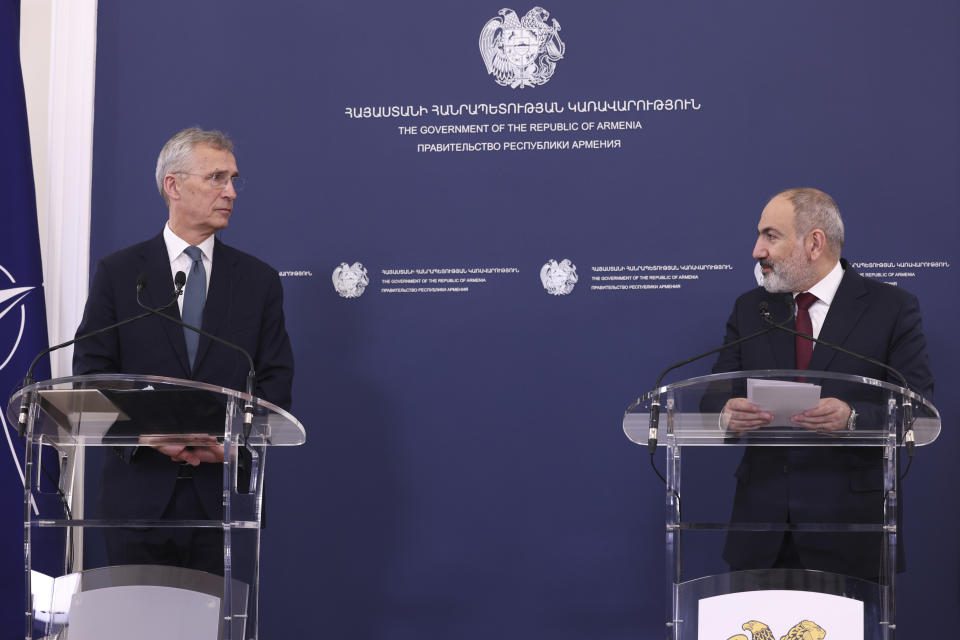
[712,187,933,579]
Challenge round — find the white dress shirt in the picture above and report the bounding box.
[163,223,214,315]
[796,260,843,343]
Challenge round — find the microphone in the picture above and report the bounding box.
[17,276,183,436]
[762,293,917,457]
[766,294,912,389]
[135,273,257,440]
[173,270,186,294]
[642,300,796,457]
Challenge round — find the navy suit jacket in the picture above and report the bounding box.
[711,260,933,578]
[73,233,294,519]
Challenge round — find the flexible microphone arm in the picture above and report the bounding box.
[762,293,912,393]
[762,293,916,457]
[135,273,257,440]
[641,302,797,455]
[16,278,183,436]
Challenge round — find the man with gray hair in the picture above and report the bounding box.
[74,127,294,573]
[712,187,933,579]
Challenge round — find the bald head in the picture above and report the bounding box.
[775,187,844,258]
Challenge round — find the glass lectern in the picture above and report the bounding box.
[623,370,939,640]
[7,374,306,640]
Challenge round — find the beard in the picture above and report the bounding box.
[759,246,811,293]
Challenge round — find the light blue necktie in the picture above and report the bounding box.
[182,246,206,368]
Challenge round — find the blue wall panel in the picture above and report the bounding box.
[12,1,957,637]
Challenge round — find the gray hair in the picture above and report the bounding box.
[155,127,234,205]
[777,187,845,255]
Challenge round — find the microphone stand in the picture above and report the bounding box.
[16,282,182,436]
[761,294,917,466]
[14,278,184,570]
[135,274,257,444]
[637,302,796,482]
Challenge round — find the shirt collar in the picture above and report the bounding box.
[800,260,843,306]
[163,223,215,262]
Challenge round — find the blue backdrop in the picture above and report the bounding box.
[12,1,960,637]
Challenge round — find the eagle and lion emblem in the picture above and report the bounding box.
[727,619,826,640]
[479,7,565,88]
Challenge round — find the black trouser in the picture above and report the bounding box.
[104,470,224,575]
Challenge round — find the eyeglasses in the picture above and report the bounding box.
[177,171,246,191]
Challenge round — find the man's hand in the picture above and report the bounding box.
[721,398,774,432]
[791,397,852,432]
[140,434,225,465]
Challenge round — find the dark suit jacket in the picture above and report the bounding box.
[712,260,933,578]
[73,233,294,519]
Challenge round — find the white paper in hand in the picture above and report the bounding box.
[747,378,821,426]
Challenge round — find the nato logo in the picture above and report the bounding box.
[332,262,369,299]
[479,7,566,89]
[540,258,577,295]
[0,265,35,371]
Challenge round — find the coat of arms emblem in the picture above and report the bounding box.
[727,619,826,640]
[479,7,566,88]
[332,262,369,299]
[540,258,577,295]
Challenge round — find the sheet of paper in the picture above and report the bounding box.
[747,378,822,426]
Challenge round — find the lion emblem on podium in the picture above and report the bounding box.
[727,619,826,640]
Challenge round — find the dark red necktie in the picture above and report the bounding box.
[794,292,818,370]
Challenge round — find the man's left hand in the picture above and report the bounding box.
[140,434,226,465]
[791,397,851,432]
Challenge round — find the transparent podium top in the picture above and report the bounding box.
[7,374,306,447]
[623,370,940,447]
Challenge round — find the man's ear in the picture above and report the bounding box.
[807,228,827,260]
[163,174,181,201]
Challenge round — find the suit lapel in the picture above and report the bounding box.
[763,293,797,369]
[192,239,234,369]
[139,234,191,375]
[809,266,868,371]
